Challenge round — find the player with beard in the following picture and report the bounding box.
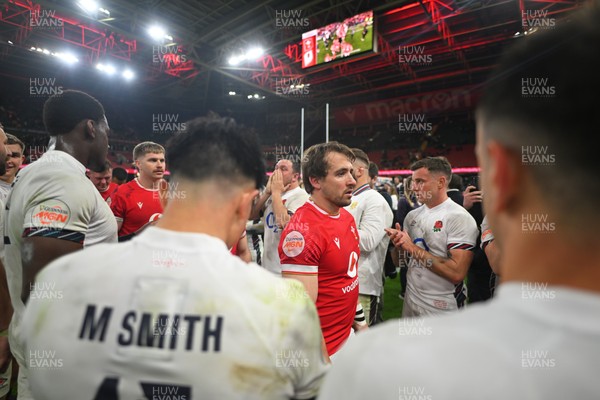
[320,5,600,398]
[250,159,308,274]
[0,133,25,203]
[279,142,366,362]
[0,124,11,400]
[110,142,165,241]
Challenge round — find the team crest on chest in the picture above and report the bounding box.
[433,220,443,232]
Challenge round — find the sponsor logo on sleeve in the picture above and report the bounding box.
[30,200,71,229]
[282,230,305,257]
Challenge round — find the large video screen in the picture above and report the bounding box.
[302,10,375,69]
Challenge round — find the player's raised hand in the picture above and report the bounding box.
[397,225,412,249]
[264,172,274,196]
[462,185,483,210]
[270,169,289,196]
[385,222,403,248]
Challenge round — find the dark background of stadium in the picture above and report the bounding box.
[0,0,583,171]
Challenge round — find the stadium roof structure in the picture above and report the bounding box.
[0,0,584,145]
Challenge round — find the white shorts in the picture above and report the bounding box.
[402,288,457,318]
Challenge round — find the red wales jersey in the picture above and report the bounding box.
[100,182,119,204]
[279,200,360,356]
[110,179,163,238]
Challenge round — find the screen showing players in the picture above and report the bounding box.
[302,10,375,69]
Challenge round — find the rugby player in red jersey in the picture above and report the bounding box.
[280,142,367,361]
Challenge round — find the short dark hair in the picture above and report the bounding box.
[292,161,301,175]
[112,167,128,182]
[6,133,25,153]
[96,160,112,173]
[165,114,265,189]
[368,161,379,179]
[43,90,105,135]
[449,173,463,191]
[302,142,355,194]
[410,157,452,181]
[477,5,600,226]
[351,148,369,166]
[277,159,301,175]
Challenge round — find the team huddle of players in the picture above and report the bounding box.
[1,4,600,398]
[0,92,477,399]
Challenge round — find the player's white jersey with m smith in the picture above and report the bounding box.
[404,197,477,312]
[21,227,327,400]
[3,150,117,369]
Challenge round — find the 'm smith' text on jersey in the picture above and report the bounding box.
[79,305,223,352]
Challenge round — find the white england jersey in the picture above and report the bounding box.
[262,186,308,274]
[4,150,117,369]
[0,181,11,203]
[404,197,477,311]
[319,283,600,399]
[345,184,393,296]
[21,227,328,400]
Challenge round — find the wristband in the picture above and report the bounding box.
[354,303,367,326]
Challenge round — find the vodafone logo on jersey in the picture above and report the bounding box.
[30,200,71,229]
[282,230,305,257]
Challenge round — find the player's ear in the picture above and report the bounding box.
[228,187,257,247]
[438,175,446,190]
[238,188,259,221]
[486,140,521,216]
[309,176,321,191]
[84,119,95,139]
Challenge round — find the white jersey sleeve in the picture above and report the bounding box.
[480,215,495,249]
[446,210,478,251]
[285,188,309,215]
[21,173,105,244]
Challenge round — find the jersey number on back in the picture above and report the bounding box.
[94,377,191,399]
